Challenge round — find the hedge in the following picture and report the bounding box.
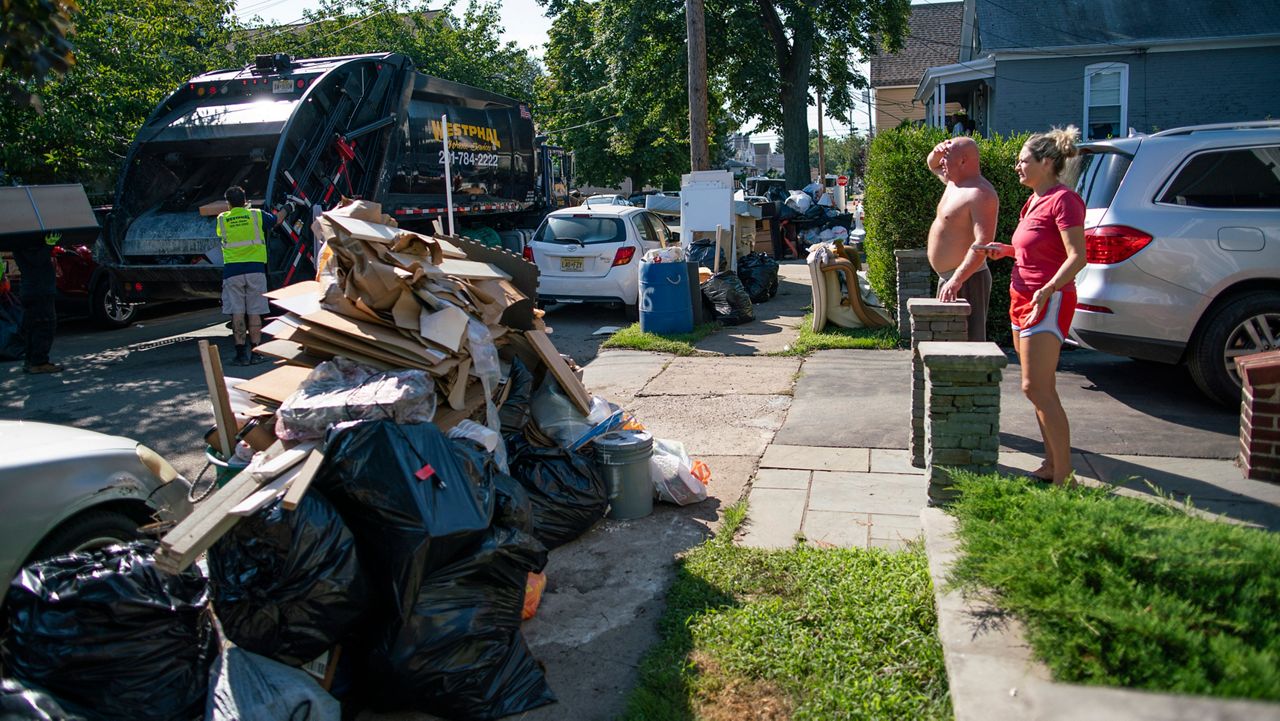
[863,126,1032,344]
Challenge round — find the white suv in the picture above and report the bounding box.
[1070,121,1280,405]
[525,205,670,317]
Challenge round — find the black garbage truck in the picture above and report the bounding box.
[104,52,573,305]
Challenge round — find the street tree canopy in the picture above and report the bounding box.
[0,0,80,110]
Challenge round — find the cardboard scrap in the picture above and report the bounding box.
[235,364,313,405]
[525,329,592,414]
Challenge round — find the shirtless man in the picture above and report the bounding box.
[925,136,999,341]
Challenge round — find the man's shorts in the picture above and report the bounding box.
[222,272,270,316]
[1010,285,1076,342]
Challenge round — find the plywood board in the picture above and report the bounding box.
[282,448,325,511]
[235,364,313,405]
[265,283,323,317]
[301,308,446,365]
[525,329,592,414]
[198,340,236,458]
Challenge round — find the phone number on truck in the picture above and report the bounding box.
[438,151,501,168]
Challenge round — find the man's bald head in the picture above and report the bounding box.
[942,136,982,182]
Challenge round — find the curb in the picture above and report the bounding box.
[920,508,1280,721]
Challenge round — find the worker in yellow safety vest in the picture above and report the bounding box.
[216,186,276,366]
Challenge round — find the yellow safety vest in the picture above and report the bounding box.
[216,207,268,265]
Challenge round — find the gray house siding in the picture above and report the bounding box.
[990,46,1280,136]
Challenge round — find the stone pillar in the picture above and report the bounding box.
[919,341,1008,506]
[894,249,933,345]
[908,298,971,468]
[1235,350,1280,482]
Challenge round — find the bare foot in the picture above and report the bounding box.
[1030,463,1054,481]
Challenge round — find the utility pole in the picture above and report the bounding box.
[686,0,709,171]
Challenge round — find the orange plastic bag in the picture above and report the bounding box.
[690,460,711,485]
[522,572,546,620]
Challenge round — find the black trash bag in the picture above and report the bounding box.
[369,515,554,720]
[505,433,608,549]
[0,291,23,361]
[208,492,367,667]
[499,357,535,434]
[685,238,726,270]
[701,271,755,325]
[736,252,780,303]
[313,421,494,625]
[0,679,86,721]
[2,542,215,721]
[776,202,799,221]
[363,438,552,719]
[205,645,340,721]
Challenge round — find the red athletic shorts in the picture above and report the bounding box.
[1009,285,1076,341]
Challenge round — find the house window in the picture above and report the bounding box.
[1083,62,1128,140]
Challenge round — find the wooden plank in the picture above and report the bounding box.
[525,329,592,414]
[198,340,236,458]
[234,364,313,405]
[281,448,325,511]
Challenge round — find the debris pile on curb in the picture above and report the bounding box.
[0,199,712,721]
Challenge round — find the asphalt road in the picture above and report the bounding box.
[0,299,634,480]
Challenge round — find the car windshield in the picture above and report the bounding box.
[1075,150,1133,210]
[535,215,626,245]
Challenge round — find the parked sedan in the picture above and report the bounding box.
[525,205,671,317]
[0,421,193,596]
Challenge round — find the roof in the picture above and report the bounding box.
[976,0,1280,51]
[870,2,964,88]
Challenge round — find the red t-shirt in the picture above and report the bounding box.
[1010,184,1085,292]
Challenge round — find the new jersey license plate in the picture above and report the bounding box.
[273,79,294,94]
[560,257,584,272]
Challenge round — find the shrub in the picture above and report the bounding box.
[863,126,1031,344]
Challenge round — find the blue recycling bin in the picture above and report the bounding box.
[639,260,693,335]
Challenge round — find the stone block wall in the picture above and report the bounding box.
[919,341,1008,506]
[895,249,932,345]
[908,299,970,468]
[1236,350,1280,483]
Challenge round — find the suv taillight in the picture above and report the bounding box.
[522,245,534,262]
[1085,225,1153,264]
[612,247,636,267]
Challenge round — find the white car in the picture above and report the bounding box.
[582,194,632,207]
[525,205,672,317]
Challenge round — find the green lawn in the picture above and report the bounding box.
[622,504,952,721]
[601,322,719,356]
[772,313,900,356]
[948,473,1280,700]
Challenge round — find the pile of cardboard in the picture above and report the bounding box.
[157,198,593,573]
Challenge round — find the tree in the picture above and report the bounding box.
[0,0,79,110]
[537,0,736,190]
[712,0,909,187]
[0,0,236,189]
[809,129,867,178]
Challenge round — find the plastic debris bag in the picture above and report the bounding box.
[642,246,685,263]
[649,438,709,505]
[736,252,780,304]
[276,357,437,442]
[206,645,340,721]
[522,572,547,620]
[506,433,609,549]
[448,418,509,474]
[531,380,623,450]
[0,678,86,721]
[313,421,494,624]
[366,439,554,719]
[701,271,754,326]
[784,190,813,213]
[208,493,367,667]
[2,542,215,721]
[499,357,536,434]
[685,238,726,271]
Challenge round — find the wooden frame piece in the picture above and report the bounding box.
[198,340,236,458]
[525,329,592,414]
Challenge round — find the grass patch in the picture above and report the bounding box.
[772,313,900,356]
[948,472,1280,700]
[622,501,951,720]
[601,322,719,355]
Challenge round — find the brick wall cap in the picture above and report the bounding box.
[907,298,972,316]
[1235,350,1280,389]
[894,249,928,258]
[919,341,1010,368]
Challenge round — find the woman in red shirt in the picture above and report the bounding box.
[978,127,1087,485]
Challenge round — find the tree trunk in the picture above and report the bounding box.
[779,18,814,188]
[686,0,710,171]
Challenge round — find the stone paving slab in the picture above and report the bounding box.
[808,471,926,516]
[774,350,911,449]
[626,394,790,458]
[581,350,670,403]
[759,444,870,472]
[640,356,801,396]
[801,510,870,547]
[739,487,807,549]
[752,468,811,490]
[870,448,924,475]
[997,451,1100,483]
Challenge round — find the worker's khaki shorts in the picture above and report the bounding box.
[221,272,270,316]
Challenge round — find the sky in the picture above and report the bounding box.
[231,0,951,143]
